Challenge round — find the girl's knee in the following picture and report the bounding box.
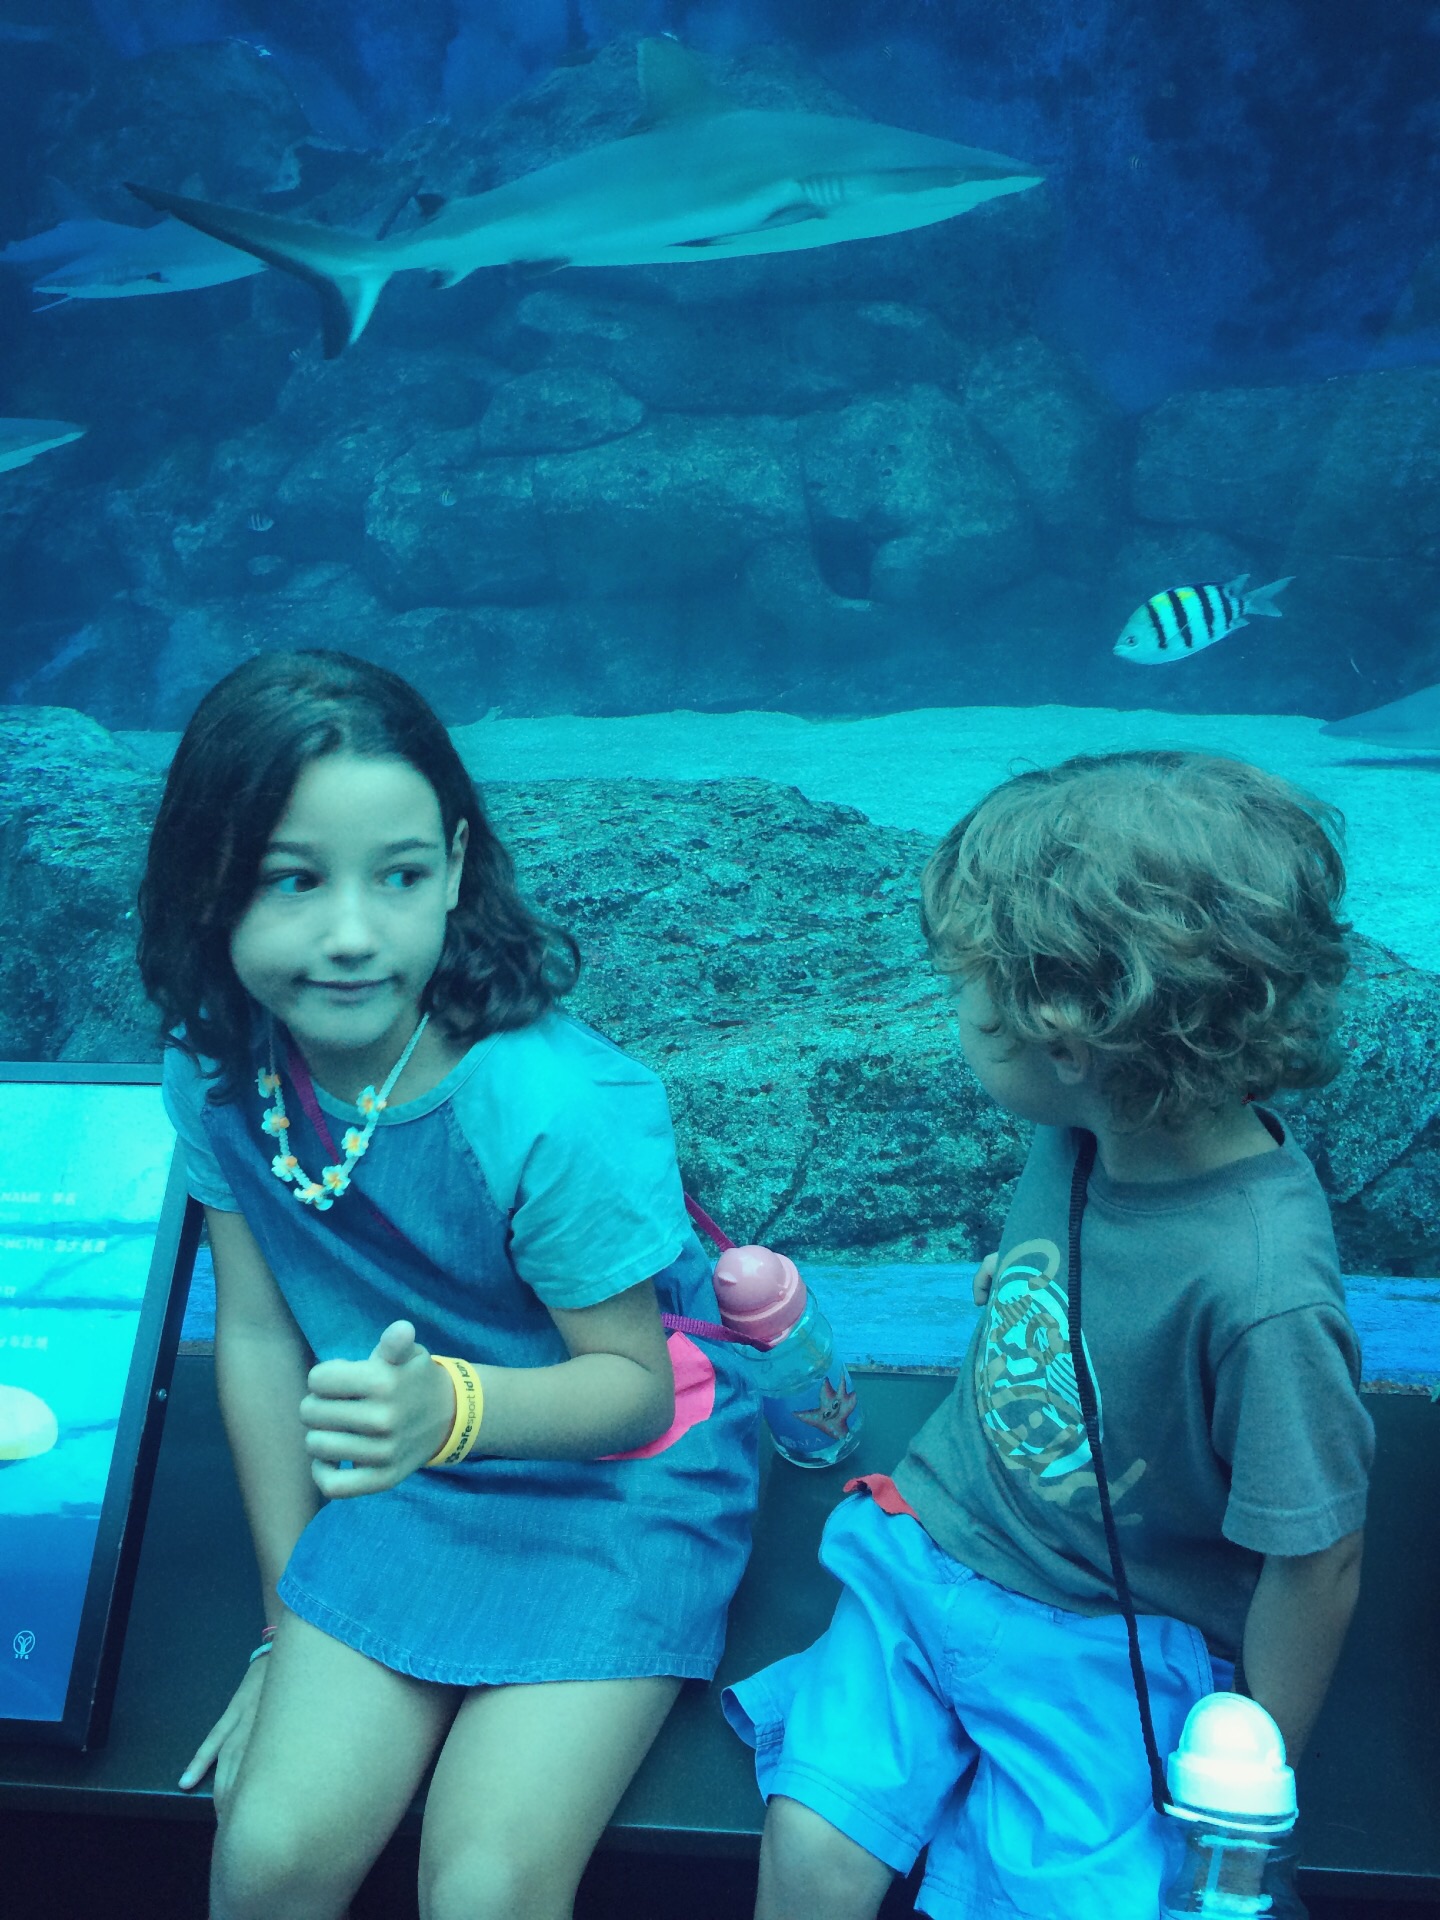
[211,1806,353,1920]
[758,1795,894,1920]
[420,1849,577,1920]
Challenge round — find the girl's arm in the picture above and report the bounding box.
[477,1276,677,1458]
[208,1205,321,1618]
[179,1207,320,1796]
[301,1278,677,1496]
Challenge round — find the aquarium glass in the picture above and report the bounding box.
[0,0,1436,1370]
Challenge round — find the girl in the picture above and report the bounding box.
[138,648,760,1920]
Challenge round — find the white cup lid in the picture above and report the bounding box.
[1166,1692,1297,1821]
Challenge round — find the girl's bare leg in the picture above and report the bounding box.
[417,1673,682,1920]
[211,1612,458,1920]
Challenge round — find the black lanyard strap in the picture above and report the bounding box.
[1066,1130,1172,1816]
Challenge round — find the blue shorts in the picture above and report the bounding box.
[722,1494,1232,1920]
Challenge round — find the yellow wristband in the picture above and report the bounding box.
[427,1355,484,1466]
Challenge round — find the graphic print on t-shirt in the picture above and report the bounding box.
[976,1238,1146,1515]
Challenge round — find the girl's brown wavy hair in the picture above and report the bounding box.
[136,649,579,1105]
[920,750,1351,1129]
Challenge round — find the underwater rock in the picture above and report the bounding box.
[99,432,300,604]
[501,288,969,417]
[963,335,1125,563]
[4,706,1436,1272]
[478,366,646,455]
[789,302,970,398]
[270,349,508,564]
[1290,369,1440,572]
[1135,368,1440,563]
[532,413,806,598]
[274,345,504,445]
[146,568,391,728]
[1132,382,1347,545]
[366,432,551,607]
[38,39,314,211]
[0,706,159,1061]
[501,288,850,415]
[800,385,1032,606]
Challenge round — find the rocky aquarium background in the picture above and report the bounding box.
[1,0,1438,1281]
[3,705,1438,1280]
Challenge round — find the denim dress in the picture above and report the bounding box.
[186,1014,761,1688]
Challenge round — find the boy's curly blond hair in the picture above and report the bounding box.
[920,750,1351,1129]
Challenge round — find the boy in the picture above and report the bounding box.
[724,750,1373,1920]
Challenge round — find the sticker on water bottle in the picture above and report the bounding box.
[762,1364,863,1463]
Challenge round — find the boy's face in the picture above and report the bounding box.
[951,976,1085,1126]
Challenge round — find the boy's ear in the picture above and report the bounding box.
[1048,1041,1090,1086]
[1036,1007,1090,1085]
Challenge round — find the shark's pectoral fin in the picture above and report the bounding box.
[416,193,447,224]
[675,203,826,249]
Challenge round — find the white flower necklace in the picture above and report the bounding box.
[258,1011,430,1210]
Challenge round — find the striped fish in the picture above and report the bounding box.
[1114,574,1293,665]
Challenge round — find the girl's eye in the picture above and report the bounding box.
[263,869,429,894]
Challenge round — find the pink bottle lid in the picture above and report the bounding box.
[713,1244,808,1348]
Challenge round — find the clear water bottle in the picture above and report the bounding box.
[1161,1693,1300,1918]
[713,1245,862,1468]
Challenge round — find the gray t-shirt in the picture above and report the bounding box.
[892,1113,1373,1659]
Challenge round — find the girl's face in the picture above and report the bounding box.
[950,975,1085,1126]
[230,753,468,1085]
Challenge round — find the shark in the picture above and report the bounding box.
[0,216,129,273]
[2,214,264,309]
[0,418,86,475]
[26,216,266,304]
[127,37,1043,357]
[1322,683,1440,753]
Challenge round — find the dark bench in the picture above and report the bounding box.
[2,1360,1438,1912]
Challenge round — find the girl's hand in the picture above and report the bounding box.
[179,1653,267,1810]
[299,1320,454,1498]
[972,1252,1000,1307]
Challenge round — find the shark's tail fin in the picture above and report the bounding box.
[125,183,392,356]
[1235,574,1294,619]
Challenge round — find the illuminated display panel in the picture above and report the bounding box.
[0,1065,196,1749]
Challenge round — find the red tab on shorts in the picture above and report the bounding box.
[844,1472,920,1519]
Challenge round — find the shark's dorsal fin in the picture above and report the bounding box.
[634,37,726,127]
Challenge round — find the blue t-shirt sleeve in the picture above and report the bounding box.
[161,1043,241,1211]
[499,1044,689,1311]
